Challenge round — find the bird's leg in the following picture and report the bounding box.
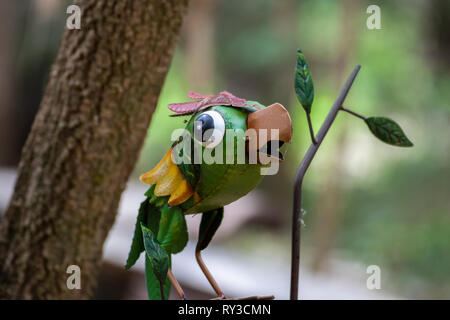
[167,269,187,300]
[196,208,225,298]
[195,249,225,298]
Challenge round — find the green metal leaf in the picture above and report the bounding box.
[125,186,161,270]
[145,254,171,300]
[147,204,161,236]
[141,223,169,285]
[125,197,149,269]
[294,49,314,114]
[196,208,224,252]
[365,117,413,147]
[157,204,188,254]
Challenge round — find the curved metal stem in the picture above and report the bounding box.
[196,250,224,298]
[341,106,367,120]
[306,112,318,145]
[290,65,361,300]
[167,269,186,300]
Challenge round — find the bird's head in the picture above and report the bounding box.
[139,91,293,213]
[170,91,292,167]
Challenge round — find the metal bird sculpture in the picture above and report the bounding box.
[125,91,293,300]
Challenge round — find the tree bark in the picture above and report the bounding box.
[0,0,188,299]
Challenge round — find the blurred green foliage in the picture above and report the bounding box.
[7,0,448,300]
[340,153,450,298]
[134,0,449,298]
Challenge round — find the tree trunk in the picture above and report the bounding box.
[0,0,188,299]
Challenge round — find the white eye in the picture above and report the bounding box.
[193,110,225,148]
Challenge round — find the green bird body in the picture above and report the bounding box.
[126,92,292,299]
[179,105,267,214]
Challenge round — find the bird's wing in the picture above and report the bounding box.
[140,148,194,207]
[196,208,224,252]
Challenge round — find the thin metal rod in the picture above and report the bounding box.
[159,282,165,300]
[290,65,361,300]
[167,269,186,300]
[341,106,366,120]
[306,113,318,145]
[196,250,225,298]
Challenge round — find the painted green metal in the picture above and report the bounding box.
[176,104,268,214]
[127,102,272,299]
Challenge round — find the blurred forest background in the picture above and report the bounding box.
[0,0,449,299]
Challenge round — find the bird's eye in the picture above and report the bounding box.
[193,110,225,148]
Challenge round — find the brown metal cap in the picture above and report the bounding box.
[247,103,293,151]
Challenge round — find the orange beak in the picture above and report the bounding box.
[247,103,293,161]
